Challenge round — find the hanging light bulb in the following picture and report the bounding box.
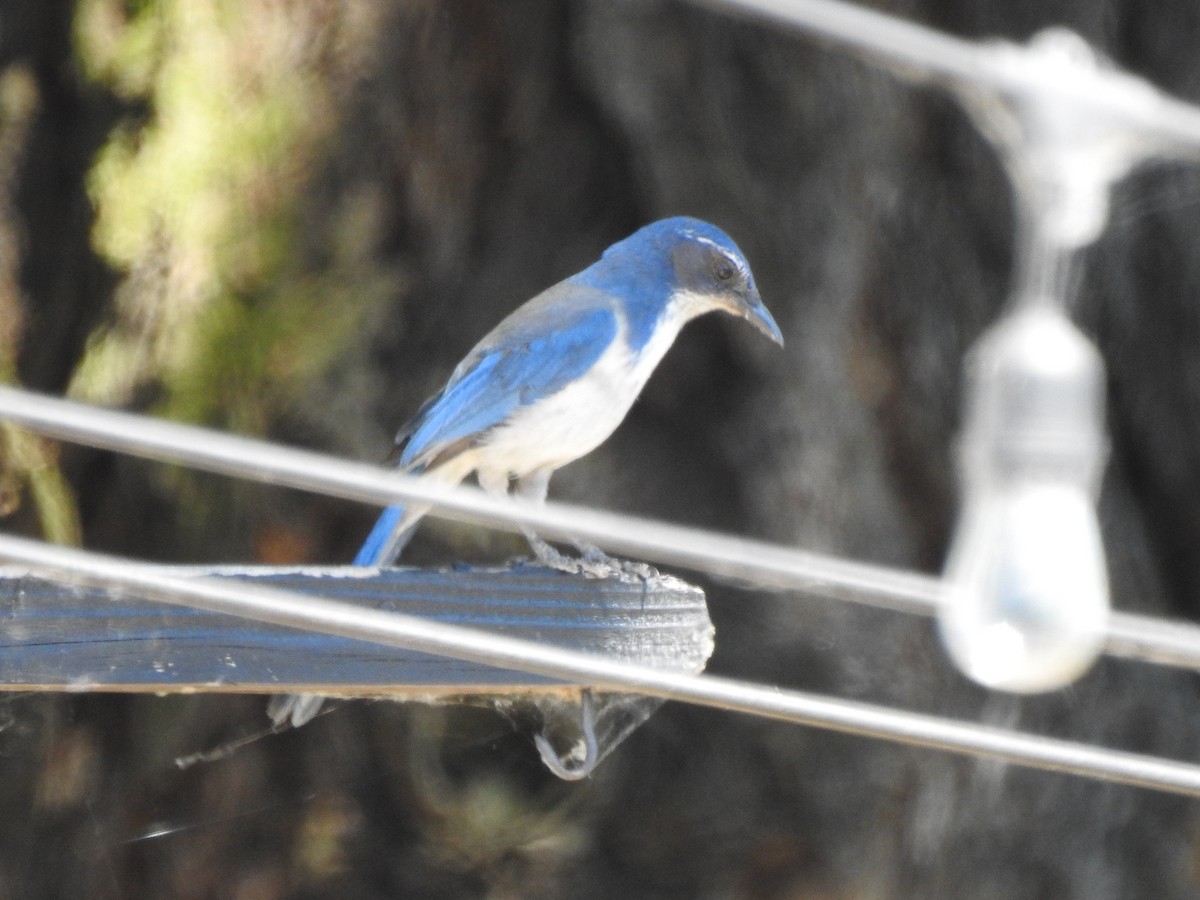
[939,304,1110,692]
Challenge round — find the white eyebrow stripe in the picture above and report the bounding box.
[689,234,727,256]
[687,233,750,276]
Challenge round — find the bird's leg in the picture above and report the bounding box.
[508,467,555,561]
[479,468,575,569]
[522,526,583,572]
[506,469,600,574]
[507,470,657,580]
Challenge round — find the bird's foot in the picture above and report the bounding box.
[527,537,614,578]
[574,541,660,582]
[522,533,657,581]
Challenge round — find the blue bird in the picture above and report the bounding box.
[268,216,782,731]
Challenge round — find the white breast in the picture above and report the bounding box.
[471,290,716,481]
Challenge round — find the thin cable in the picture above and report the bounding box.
[0,387,1198,675]
[0,386,938,607]
[698,0,989,84]
[699,0,1200,157]
[1,533,1199,799]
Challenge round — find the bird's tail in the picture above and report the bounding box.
[270,503,424,728]
[270,473,432,727]
[352,503,428,566]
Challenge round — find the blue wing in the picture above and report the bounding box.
[396,284,620,469]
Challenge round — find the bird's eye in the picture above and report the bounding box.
[714,260,735,281]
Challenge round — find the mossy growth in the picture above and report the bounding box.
[67,0,401,553]
[71,0,392,434]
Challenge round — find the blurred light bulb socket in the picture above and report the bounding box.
[962,28,1170,249]
[939,304,1111,692]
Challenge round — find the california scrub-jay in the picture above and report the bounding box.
[268,216,782,730]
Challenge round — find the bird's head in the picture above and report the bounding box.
[598,217,784,347]
[666,218,783,346]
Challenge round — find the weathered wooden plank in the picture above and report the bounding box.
[0,564,713,696]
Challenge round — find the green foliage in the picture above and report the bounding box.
[70,0,387,432]
[0,66,81,545]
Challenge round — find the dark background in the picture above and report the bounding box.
[3,1,1200,897]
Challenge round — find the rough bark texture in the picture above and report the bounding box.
[3,1,1200,897]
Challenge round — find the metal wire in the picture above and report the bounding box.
[2,386,1200,676]
[702,0,1200,158]
[1,532,1199,799]
[0,386,938,606]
